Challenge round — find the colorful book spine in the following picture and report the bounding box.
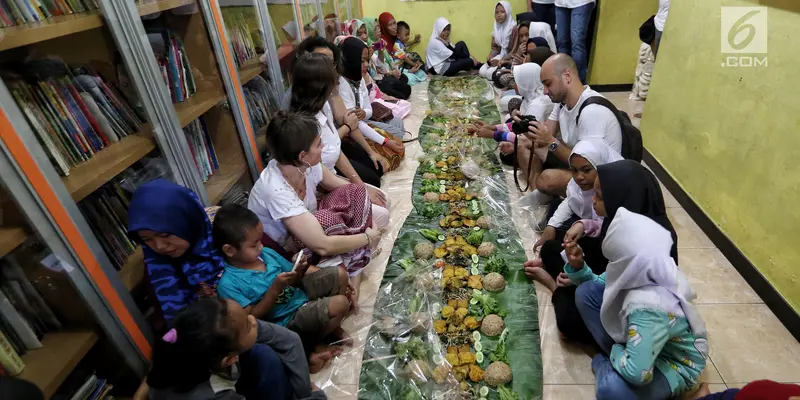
[0,331,24,376]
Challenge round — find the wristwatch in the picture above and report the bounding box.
[548,139,560,152]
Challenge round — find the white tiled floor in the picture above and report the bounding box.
[313,87,800,399]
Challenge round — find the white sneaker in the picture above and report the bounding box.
[519,190,554,208]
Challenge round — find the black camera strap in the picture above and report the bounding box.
[512,137,536,192]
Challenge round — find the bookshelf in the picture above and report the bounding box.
[18,330,99,399]
[119,248,145,292]
[0,227,27,258]
[238,57,265,85]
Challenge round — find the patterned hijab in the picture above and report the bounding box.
[379,12,397,51]
[127,179,224,321]
[362,16,379,45]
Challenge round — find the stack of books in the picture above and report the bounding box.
[78,182,136,270]
[243,75,277,133]
[183,117,219,182]
[146,29,196,104]
[227,13,257,68]
[0,253,62,375]
[55,368,113,400]
[7,61,145,176]
[0,0,100,27]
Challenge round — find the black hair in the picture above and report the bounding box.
[265,110,320,166]
[290,53,337,113]
[518,20,531,30]
[212,204,261,251]
[397,21,410,33]
[147,298,239,393]
[296,35,343,75]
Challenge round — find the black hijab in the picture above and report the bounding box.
[528,46,554,67]
[597,160,679,263]
[339,37,367,82]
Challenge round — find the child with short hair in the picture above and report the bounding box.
[213,204,352,346]
[146,298,326,400]
[393,21,427,85]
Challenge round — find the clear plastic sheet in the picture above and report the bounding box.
[315,77,543,400]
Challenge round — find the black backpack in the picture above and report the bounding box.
[577,97,643,162]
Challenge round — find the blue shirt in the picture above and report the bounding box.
[217,248,308,326]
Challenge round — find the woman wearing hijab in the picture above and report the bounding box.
[127,179,225,322]
[378,13,426,86]
[564,208,708,400]
[528,21,558,52]
[523,139,621,344]
[426,17,480,76]
[480,1,516,79]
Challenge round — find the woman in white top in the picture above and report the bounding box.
[426,17,480,76]
[248,111,389,301]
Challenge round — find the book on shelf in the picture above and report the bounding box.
[6,59,144,176]
[183,117,219,182]
[78,181,136,270]
[242,75,277,133]
[0,0,101,28]
[226,13,258,68]
[0,330,24,376]
[145,28,196,104]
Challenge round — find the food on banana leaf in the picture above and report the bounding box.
[417,202,445,219]
[459,350,476,366]
[476,216,490,229]
[441,305,455,319]
[423,172,438,180]
[439,193,451,202]
[409,312,431,333]
[478,242,496,257]
[467,275,484,290]
[453,365,469,381]
[483,272,506,292]
[498,385,520,400]
[419,180,441,194]
[434,320,447,334]
[481,314,505,337]
[484,361,513,387]
[468,364,485,383]
[433,364,451,384]
[484,255,509,276]
[424,192,440,203]
[420,229,443,242]
[405,359,433,383]
[413,274,435,291]
[414,242,434,259]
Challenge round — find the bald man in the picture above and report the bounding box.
[516,54,621,197]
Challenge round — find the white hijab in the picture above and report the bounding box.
[512,63,553,121]
[566,139,623,219]
[282,21,299,41]
[492,1,515,57]
[601,208,708,356]
[426,17,453,69]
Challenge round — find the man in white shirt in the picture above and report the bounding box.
[520,54,621,196]
[653,0,670,57]
[554,0,595,83]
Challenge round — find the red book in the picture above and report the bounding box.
[66,80,109,146]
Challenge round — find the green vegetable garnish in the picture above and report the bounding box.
[485,255,509,277]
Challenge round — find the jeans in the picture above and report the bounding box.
[237,343,291,400]
[575,281,674,400]
[532,2,557,34]
[555,2,595,83]
[653,29,663,59]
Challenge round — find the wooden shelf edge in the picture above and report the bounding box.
[176,90,225,128]
[205,161,247,205]
[63,132,156,202]
[0,12,103,52]
[238,57,265,85]
[136,0,196,17]
[119,247,145,292]
[0,227,27,258]
[19,330,99,400]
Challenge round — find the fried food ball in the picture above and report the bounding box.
[414,242,434,259]
[476,216,490,229]
[423,173,438,180]
[484,361,512,387]
[477,242,496,257]
[483,272,506,292]
[424,192,440,202]
[481,314,505,337]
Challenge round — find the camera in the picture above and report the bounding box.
[511,115,537,135]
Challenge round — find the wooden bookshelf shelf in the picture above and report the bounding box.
[119,247,145,292]
[0,226,27,258]
[205,150,247,205]
[63,132,156,202]
[19,330,98,400]
[255,127,267,152]
[238,57,265,85]
[175,90,225,128]
[0,0,197,52]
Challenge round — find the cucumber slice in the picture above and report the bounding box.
[473,289,482,296]
[432,303,442,314]
[470,298,478,305]
[438,235,445,241]
[472,331,481,342]
[474,341,483,352]
[471,267,479,275]
[473,210,480,215]
[473,226,481,231]
[439,180,446,184]
[442,166,448,171]
[471,254,480,263]
[433,354,444,365]
[475,351,484,363]
[479,386,489,396]
[439,186,446,193]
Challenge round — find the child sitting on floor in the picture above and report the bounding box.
[213,204,352,348]
[146,298,327,400]
[394,21,426,85]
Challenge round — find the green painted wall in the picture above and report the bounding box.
[587,0,656,85]
[643,0,800,311]
[362,0,529,64]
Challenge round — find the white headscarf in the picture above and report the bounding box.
[601,208,709,357]
[512,63,553,122]
[283,21,299,41]
[426,17,453,69]
[492,1,515,57]
[564,139,623,219]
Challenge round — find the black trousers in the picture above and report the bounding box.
[429,41,479,77]
[540,215,608,345]
[377,74,411,100]
[338,139,383,188]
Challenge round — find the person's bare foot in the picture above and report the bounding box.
[308,350,334,374]
[523,260,557,292]
[683,382,711,400]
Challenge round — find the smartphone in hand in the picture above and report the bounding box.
[291,251,304,272]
